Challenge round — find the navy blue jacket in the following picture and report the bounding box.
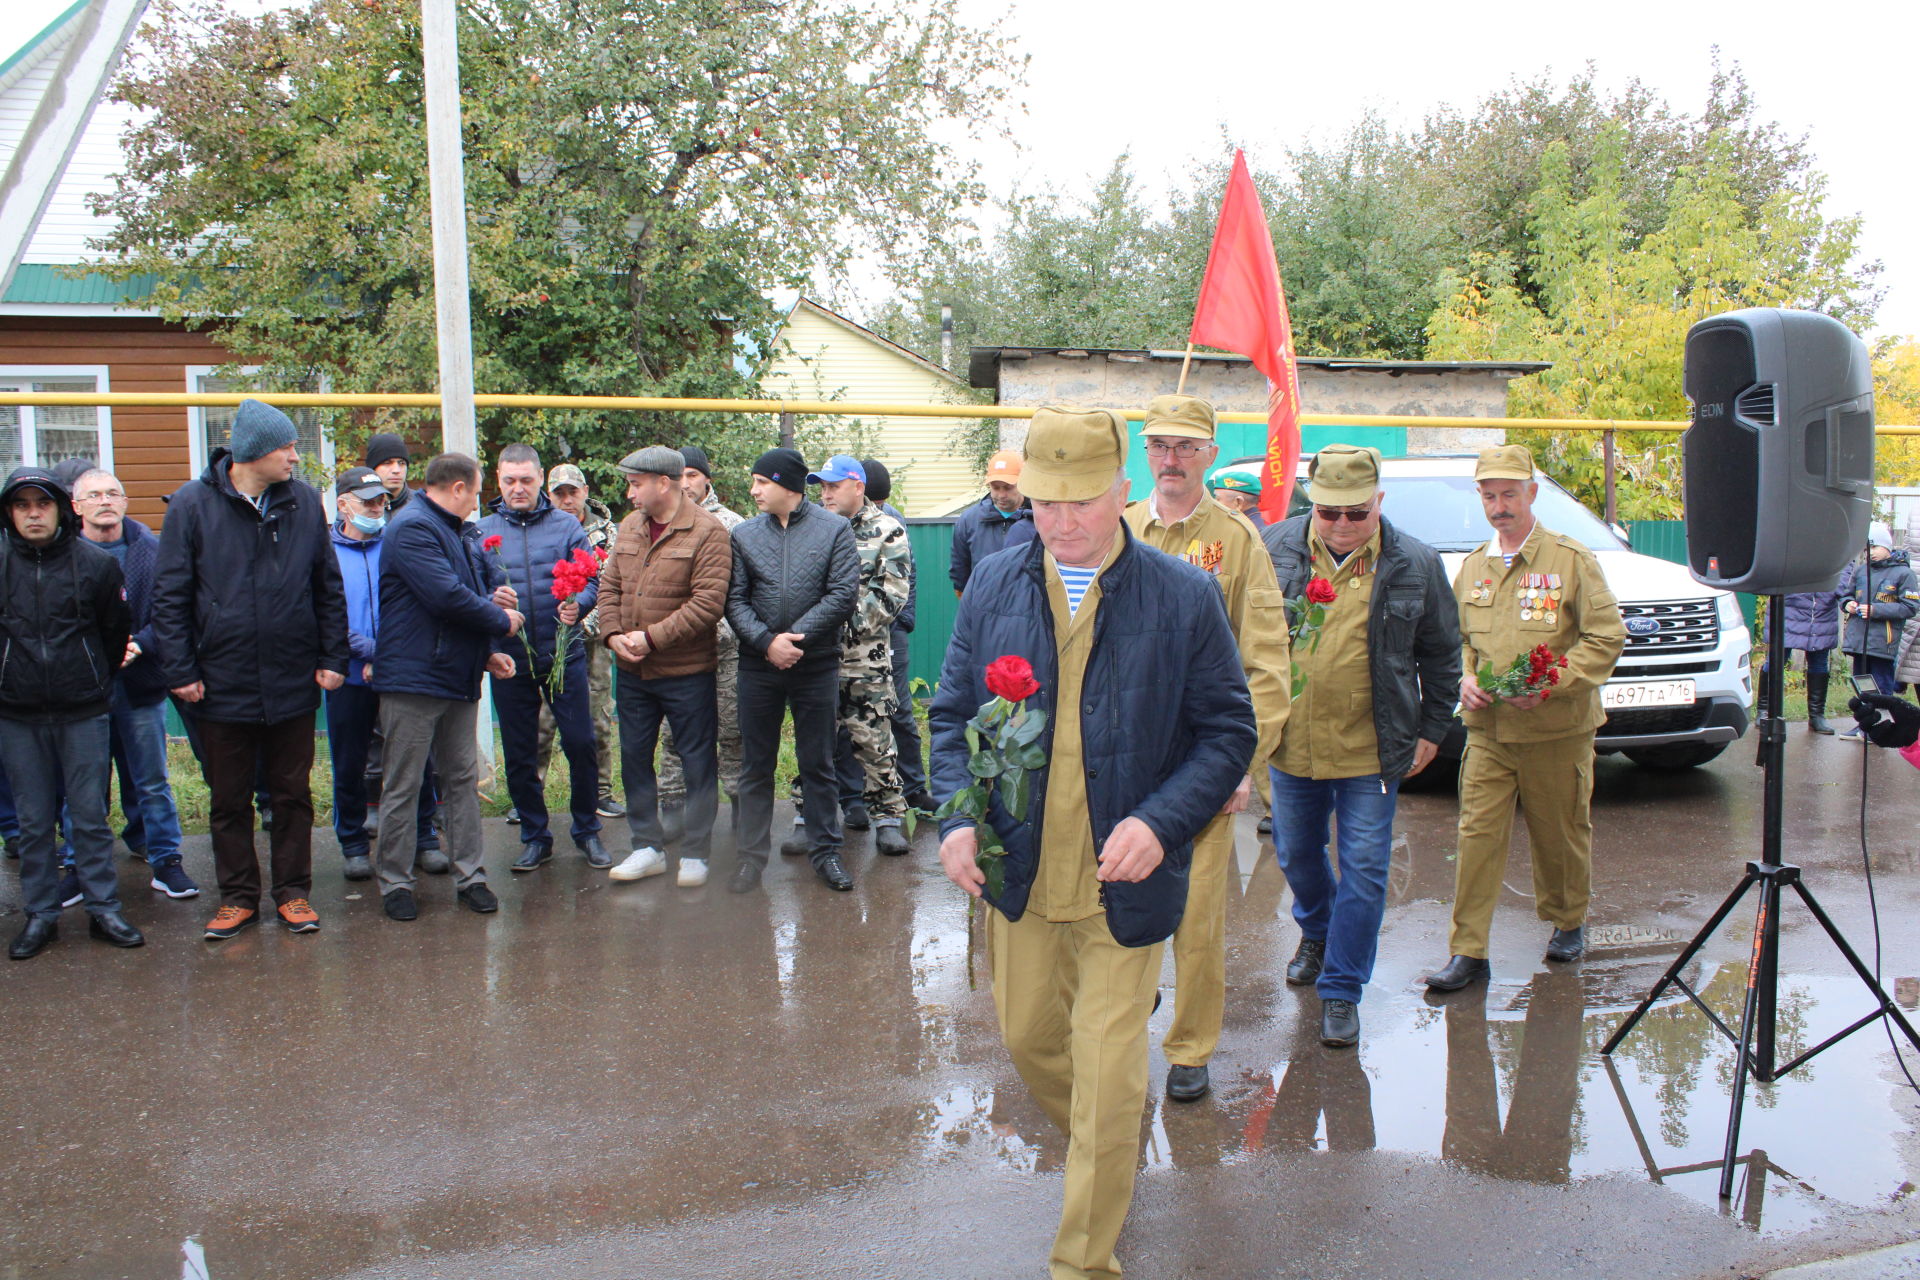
[151,451,348,724]
[1839,551,1920,661]
[475,494,598,673]
[949,494,1035,594]
[373,492,514,702]
[332,523,382,687]
[112,517,168,706]
[930,528,1256,947]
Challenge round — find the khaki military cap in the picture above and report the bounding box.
[1474,444,1535,482]
[1022,407,1129,502]
[1307,444,1382,506]
[1141,394,1217,441]
[546,462,587,491]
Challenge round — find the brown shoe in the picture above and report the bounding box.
[204,905,258,941]
[277,899,321,933]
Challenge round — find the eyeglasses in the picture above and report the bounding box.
[1314,505,1374,523]
[1144,441,1211,459]
[77,490,127,503]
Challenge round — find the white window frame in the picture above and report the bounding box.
[0,364,115,472]
[184,365,336,476]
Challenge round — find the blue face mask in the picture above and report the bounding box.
[350,513,387,534]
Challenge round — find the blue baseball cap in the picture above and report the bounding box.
[807,454,867,485]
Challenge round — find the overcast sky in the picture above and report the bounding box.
[7,0,1915,339]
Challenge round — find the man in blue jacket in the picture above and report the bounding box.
[947,449,1034,594]
[325,466,442,883]
[371,452,524,920]
[930,407,1255,1280]
[152,400,349,941]
[70,468,195,899]
[478,444,610,873]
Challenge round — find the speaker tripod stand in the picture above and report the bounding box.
[1601,594,1920,1200]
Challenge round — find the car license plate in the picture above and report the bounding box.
[1602,679,1696,709]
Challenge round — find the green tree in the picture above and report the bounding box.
[92,0,1019,501]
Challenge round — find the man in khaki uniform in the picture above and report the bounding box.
[930,407,1255,1280]
[1426,444,1626,991]
[535,462,623,819]
[1123,393,1291,1100]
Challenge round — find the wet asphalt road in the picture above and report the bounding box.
[3,730,1918,1279]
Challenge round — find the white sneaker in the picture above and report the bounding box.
[677,858,709,887]
[609,847,667,881]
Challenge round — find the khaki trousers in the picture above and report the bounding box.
[1449,732,1595,957]
[990,908,1162,1280]
[1163,811,1233,1067]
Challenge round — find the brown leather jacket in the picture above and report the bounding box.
[598,498,731,678]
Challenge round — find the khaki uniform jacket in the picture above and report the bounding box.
[599,498,731,679]
[1456,522,1625,742]
[1125,493,1292,774]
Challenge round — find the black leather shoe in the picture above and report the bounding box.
[1320,998,1360,1048]
[417,847,450,875]
[457,883,499,914]
[1286,937,1325,986]
[578,835,613,869]
[815,853,854,892]
[1425,955,1491,992]
[779,828,812,857]
[843,803,870,831]
[906,790,938,816]
[728,861,762,894]
[342,854,374,882]
[511,844,553,873]
[383,888,418,921]
[1166,1063,1210,1102]
[1545,925,1585,962]
[88,910,145,948]
[9,917,57,960]
[875,824,910,856]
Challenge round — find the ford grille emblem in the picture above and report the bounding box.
[1625,616,1660,635]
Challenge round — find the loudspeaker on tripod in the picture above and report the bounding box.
[1681,307,1874,595]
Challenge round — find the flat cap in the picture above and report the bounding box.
[617,445,685,478]
[1141,393,1217,441]
[1307,444,1382,507]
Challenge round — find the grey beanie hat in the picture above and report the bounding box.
[617,445,686,477]
[229,399,300,463]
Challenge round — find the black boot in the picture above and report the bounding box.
[1807,674,1835,735]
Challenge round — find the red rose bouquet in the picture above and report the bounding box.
[546,547,602,697]
[937,653,1047,900]
[1284,575,1338,698]
[482,533,537,677]
[1477,643,1569,700]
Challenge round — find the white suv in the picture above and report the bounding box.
[1261,454,1754,770]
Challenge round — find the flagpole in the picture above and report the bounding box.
[1176,344,1195,394]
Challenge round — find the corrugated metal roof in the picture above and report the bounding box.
[1,263,155,304]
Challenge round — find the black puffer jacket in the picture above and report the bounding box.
[151,450,349,724]
[1262,514,1462,780]
[726,499,859,671]
[929,528,1256,948]
[0,469,132,724]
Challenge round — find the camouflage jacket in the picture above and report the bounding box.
[579,497,618,637]
[843,499,911,672]
[699,486,745,650]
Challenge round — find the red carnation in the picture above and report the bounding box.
[482,534,503,552]
[1306,576,1338,605]
[984,654,1040,703]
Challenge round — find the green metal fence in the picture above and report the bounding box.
[905,518,961,690]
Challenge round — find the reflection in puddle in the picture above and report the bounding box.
[181,1235,209,1280]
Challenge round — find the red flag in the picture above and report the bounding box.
[1188,150,1302,523]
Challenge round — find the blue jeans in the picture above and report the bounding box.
[107,690,182,866]
[493,653,601,848]
[0,714,117,920]
[325,684,438,859]
[617,669,719,858]
[1269,767,1402,1003]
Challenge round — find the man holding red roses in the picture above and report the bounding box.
[1122,393,1292,1103]
[1426,445,1624,991]
[930,406,1255,1280]
[1261,443,1461,1048]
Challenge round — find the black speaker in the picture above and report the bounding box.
[1681,308,1874,595]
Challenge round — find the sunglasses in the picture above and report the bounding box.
[1315,506,1374,523]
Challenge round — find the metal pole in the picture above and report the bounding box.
[419,0,492,780]
[1603,429,1618,525]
